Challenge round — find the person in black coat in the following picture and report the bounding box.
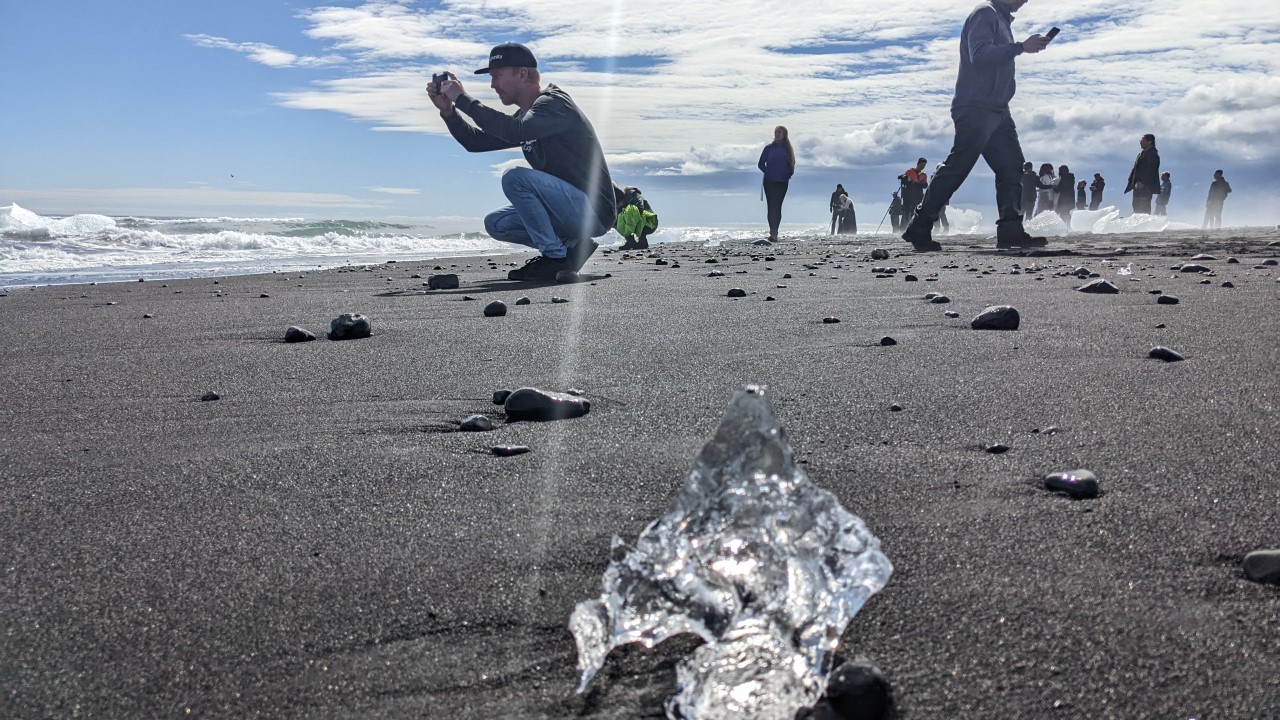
[1055,165,1076,225]
[829,184,847,235]
[1203,170,1232,229]
[1089,173,1105,210]
[1124,133,1161,215]
[1021,161,1039,221]
[1076,180,1087,210]
[889,192,904,233]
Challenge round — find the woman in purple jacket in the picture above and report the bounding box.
[758,126,795,241]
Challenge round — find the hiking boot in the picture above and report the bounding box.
[566,240,599,271]
[507,254,570,281]
[619,238,638,250]
[995,227,1048,249]
[634,237,649,250]
[902,225,942,252]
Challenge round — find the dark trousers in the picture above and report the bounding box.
[763,181,788,238]
[909,106,1025,231]
[1132,193,1153,215]
[1089,193,1102,211]
[901,189,923,227]
[1204,201,1224,229]
[1022,191,1037,221]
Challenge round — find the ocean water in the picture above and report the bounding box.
[0,202,1220,289]
[0,202,894,288]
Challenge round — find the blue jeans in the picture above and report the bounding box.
[483,167,609,259]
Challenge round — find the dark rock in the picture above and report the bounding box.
[285,326,316,343]
[492,445,531,457]
[655,258,669,265]
[870,248,890,260]
[1264,259,1278,266]
[904,274,918,282]
[1178,263,1211,273]
[880,336,896,346]
[1227,257,1240,264]
[551,296,569,304]
[889,403,903,412]
[752,238,773,246]
[820,656,897,720]
[504,387,591,421]
[783,273,793,279]
[971,305,1020,330]
[708,270,725,277]
[483,301,508,317]
[944,311,960,318]
[765,296,776,301]
[459,414,494,432]
[1044,468,1099,499]
[515,296,531,305]
[427,274,460,289]
[727,288,747,297]
[1155,323,1166,328]
[1157,294,1180,305]
[259,293,270,298]
[461,295,476,301]
[492,389,511,405]
[823,316,841,324]
[1221,281,1235,288]
[1077,278,1120,294]
[200,391,220,402]
[1191,254,1216,261]
[142,313,153,319]
[329,313,371,340]
[1149,346,1185,362]
[985,443,1010,454]
[1243,550,1280,584]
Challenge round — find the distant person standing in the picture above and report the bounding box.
[834,192,857,234]
[889,191,905,232]
[899,0,1051,251]
[1075,180,1087,210]
[1035,163,1058,217]
[1089,173,1105,210]
[1203,169,1232,229]
[758,126,795,242]
[1055,165,1076,224]
[1125,133,1161,215]
[829,184,847,235]
[1155,172,1172,215]
[1021,161,1039,221]
[899,158,929,228]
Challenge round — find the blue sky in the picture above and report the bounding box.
[4,0,1280,228]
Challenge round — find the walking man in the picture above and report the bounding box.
[901,0,1052,251]
[899,159,929,228]
[428,43,615,281]
[1124,133,1160,215]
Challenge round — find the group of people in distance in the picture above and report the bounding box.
[425,1,1238,284]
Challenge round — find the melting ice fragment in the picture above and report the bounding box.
[569,385,893,720]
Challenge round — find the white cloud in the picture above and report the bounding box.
[193,0,1280,182]
[185,34,345,68]
[367,186,422,195]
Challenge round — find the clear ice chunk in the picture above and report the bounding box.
[569,385,893,720]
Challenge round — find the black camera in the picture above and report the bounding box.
[431,72,453,90]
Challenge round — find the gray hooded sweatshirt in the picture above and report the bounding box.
[952,1,1024,111]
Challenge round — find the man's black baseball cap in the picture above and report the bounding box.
[474,43,538,74]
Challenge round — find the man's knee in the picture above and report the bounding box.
[500,166,535,195]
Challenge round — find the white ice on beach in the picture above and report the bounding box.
[1024,206,1201,236]
[569,385,892,720]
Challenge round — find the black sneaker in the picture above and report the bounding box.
[566,240,599,271]
[995,229,1048,249]
[507,254,569,281]
[902,225,942,252]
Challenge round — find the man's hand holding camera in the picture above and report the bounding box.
[427,72,463,117]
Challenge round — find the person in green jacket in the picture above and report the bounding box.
[613,183,658,250]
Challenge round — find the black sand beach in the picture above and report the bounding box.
[3,230,1278,719]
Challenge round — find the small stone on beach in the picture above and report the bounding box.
[329,313,371,340]
[871,249,890,260]
[200,391,220,402]
[492,390,511,405]
[1148,346,1184,362]
[504,387,591,422]
[1157,295,1180,305]
[971,305,1020,330]
[823,316,841,324]
[1243,550,1280,584]
[492,445,531,457]
[727,288,746,297]
[1077,278,1120,294]
[459,415,494,432]
[515,297,531,305]
[428,274,460,289]
[483,301,507,317]
[1044,468,1099,499]
[880,336,896,346]
[285,326,316,343]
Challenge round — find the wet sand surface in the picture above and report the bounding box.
[2,229,1279,719]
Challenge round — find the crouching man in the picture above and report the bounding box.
[428,43,615,281]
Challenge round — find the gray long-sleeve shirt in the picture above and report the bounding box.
[952,1,1024,111]
[444,84,615,229]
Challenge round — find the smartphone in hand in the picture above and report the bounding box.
[1045,27,1061,41]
